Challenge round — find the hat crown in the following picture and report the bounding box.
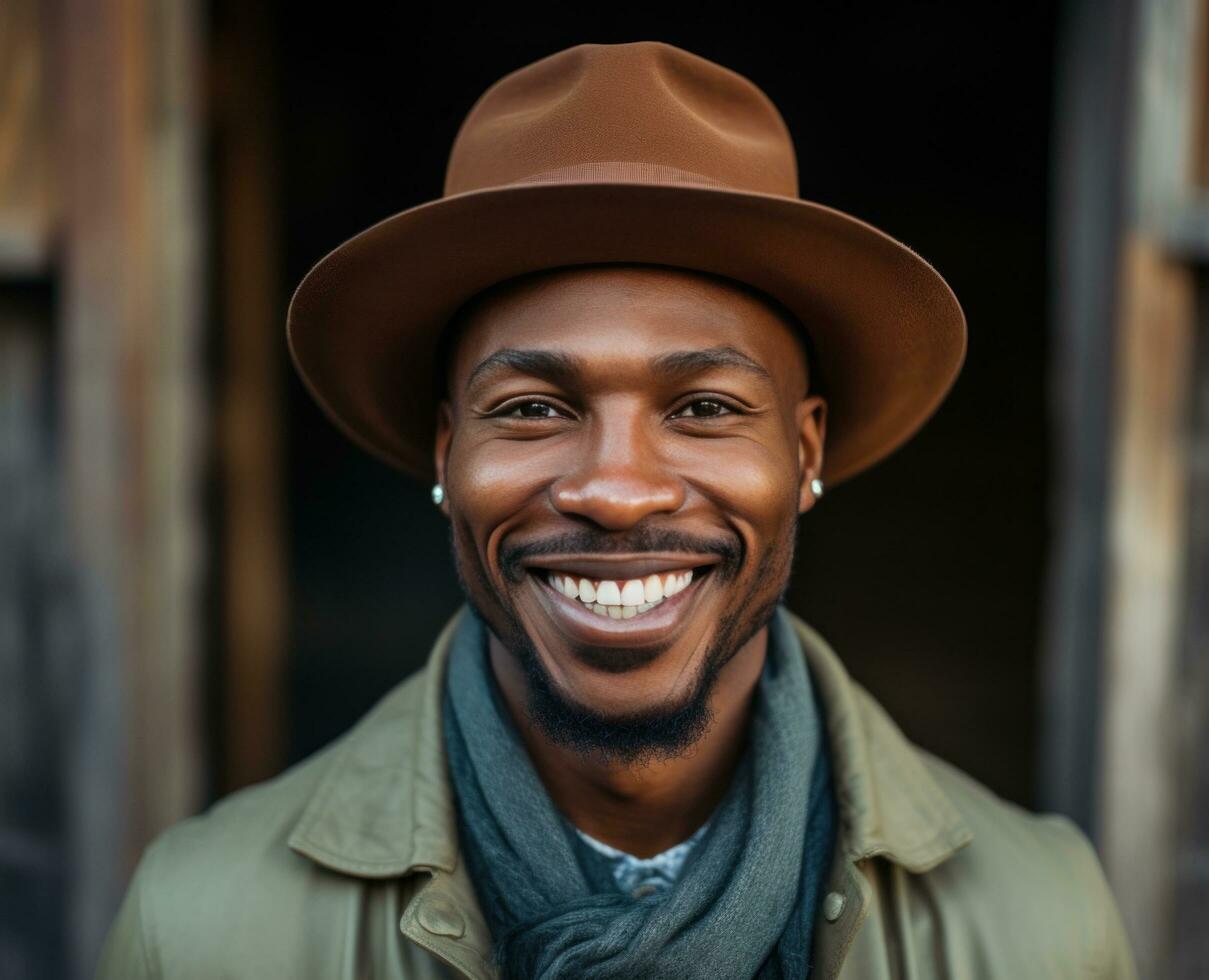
[443,42,800,199]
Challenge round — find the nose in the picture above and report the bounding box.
[550,404,685,530]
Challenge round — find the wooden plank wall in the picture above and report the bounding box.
[1097,0,1209,976]
[1038,0,1209,974]
[211,0,287,795]
[0,0,207,975]
[1040,0,1135,836]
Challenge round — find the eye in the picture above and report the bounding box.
[671,398,737,419]
[499,399,566,419]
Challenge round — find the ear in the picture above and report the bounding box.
[796,394,827,514]
[433,398,454,518]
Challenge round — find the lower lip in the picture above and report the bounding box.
[529,569,712,649]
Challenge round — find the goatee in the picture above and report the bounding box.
[450,516,795,766]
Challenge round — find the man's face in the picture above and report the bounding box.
[434,264,826,762]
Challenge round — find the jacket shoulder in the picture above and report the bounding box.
[96,743,342,978]
[911,748,1137,978]
[96,668,430,978]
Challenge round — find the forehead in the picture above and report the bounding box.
[444,264,809,395]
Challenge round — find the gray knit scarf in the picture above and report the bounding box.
[441,603,837,980]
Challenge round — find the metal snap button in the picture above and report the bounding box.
[822,891,846,922]
[416,894,467,938]
[631,882,659,899]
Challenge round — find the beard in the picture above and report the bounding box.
[448,515,798,767]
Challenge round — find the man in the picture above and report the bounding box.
[98,40,1137,979]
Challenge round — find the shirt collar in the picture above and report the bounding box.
[288,602,972,879]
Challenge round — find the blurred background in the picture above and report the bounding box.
[1,0,1206,976]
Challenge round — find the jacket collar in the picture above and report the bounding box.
[791,615,973,871]
[288,603,972,879]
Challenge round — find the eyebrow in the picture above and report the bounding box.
[654,346,773,384]
[465,344,774,391]
[466,348,581,391]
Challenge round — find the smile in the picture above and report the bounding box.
[544,569,695,618]
[524,557,717,650]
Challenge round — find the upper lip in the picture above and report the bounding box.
[522,553,720,581]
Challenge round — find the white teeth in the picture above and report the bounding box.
[595,580,622,605]
[620,579,646,606]
[545,568,700,618]
[643,574,664,603]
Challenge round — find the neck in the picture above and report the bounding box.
[487,626,768,859]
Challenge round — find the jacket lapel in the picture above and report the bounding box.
[288,605,496,978]
[789,612,973,978]
[790,613,974,871]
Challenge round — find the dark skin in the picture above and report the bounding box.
[433,264,826,857]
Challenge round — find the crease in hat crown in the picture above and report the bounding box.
[442,41,801,199]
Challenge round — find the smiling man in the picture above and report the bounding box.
[435,266,814,772]
[98,40,1136,980]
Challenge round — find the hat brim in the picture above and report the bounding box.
[286,180,966,487]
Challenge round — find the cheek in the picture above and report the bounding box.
[679,438,798,528]
[445,437,558,530]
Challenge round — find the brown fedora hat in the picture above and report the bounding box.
[287,40,966,488]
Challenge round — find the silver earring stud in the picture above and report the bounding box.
[431,483,445,506]
[810,477,824,498]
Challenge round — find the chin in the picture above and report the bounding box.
[548,657,701,720]
[518,630,722,765]
[543,650,705,716]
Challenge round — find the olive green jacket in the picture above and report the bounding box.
[97,605,1137,979]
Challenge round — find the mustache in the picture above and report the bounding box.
[498,524,743,585]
